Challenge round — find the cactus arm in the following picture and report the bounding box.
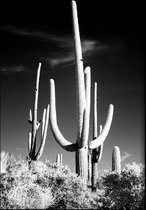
[60,154,62,166]
[42,108,46,136]
[92,82,103,162]
[91,84,103,163]
[89,104,114,149]
[50,79,77,152]
[72,0,86,139]
[80,66,91,147]
[88,152,92,184]
[56,154,60,166]
[28,132,32,157]
[56,154,62,166]
[28,109,32,123]
[93,82,98,138]
[31,62,41,156]
[97,125,103,162]
[35,104,50,160]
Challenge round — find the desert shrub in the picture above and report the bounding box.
[99,162,145,209]
[7,182,53,209]
[1,152,144,209]
[0,153,54,209]
[43,161,98,209]
[0,154,98,209]
[0,151,17,174]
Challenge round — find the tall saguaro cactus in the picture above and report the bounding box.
[27,63,49,163]
[112,146,121,174]
[49,0,114,184]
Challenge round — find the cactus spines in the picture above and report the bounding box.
[49,0,114,184]
[112,146,121,174]
[27,63,49,162]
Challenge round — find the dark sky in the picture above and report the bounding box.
[0,1,144,171]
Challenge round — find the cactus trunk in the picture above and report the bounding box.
[112,146,121,174]
[72,0,89,184]
[49,0,114,186]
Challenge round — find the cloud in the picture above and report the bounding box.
[121,151,131,161]
[0,65,27,74]
[45,39,110,68]
[0,25,73,46]
[47,55,74,68]
[0,25,111,68]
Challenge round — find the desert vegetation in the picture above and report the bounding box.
[0,151,145,209]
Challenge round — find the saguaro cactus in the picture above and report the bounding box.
[56,154,63,166]
[49,0,114,184]
[27,63,49,163]
[112,146,121,174]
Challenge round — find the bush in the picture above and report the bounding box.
[7,182,53,209]
[43,161,97,209]
[0,151,17,174]
[0,153,54,209]
[0,152,145,209]
[0,153,97,209]
[99,162,145,209]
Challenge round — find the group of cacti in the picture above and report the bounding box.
[27,63,49,164]
[27,0,121,189]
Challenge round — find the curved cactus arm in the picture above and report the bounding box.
[50,79,77,152]
[35,104,50,160]
[96,144,103,162]
[80,66,91,147]
[97,125,103,162]
[89,104,114,149]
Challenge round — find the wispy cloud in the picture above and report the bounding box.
[0,25,73,45]
[121,151,131,161]
[1,25,111,68]
[45,39,110,68]
[0,65,27,74]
